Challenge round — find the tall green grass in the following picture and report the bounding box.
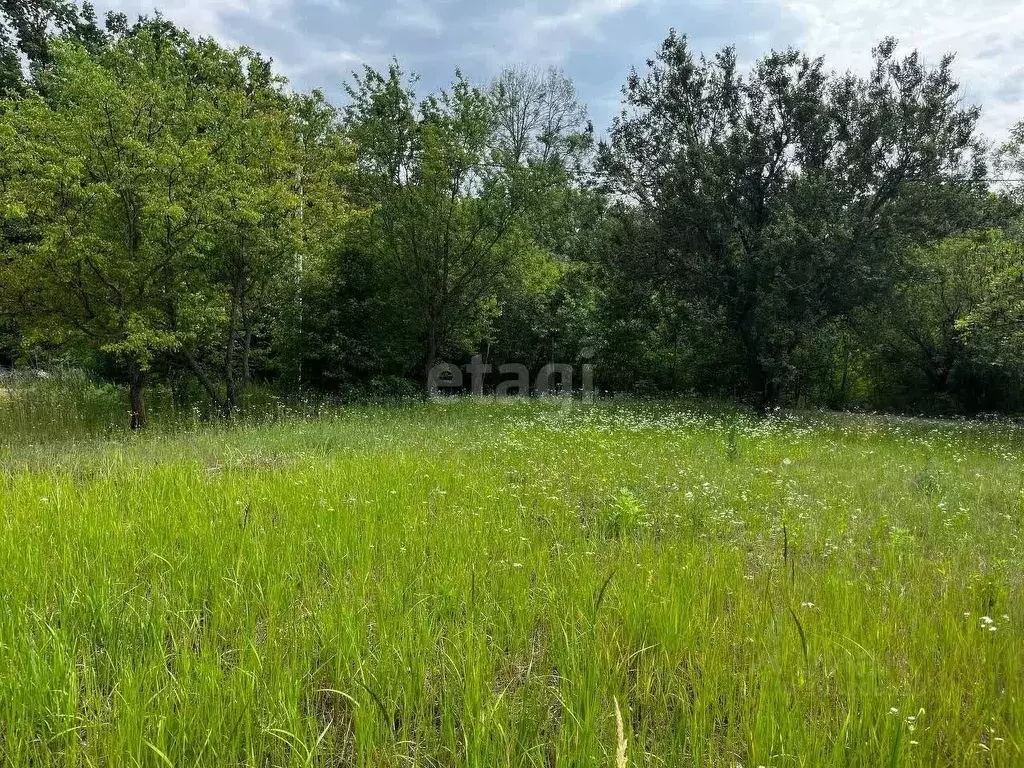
[0,398,1021,765]
[0,368,128,440]
[0,369,363,445]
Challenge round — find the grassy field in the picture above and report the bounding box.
[0,398,1021,766]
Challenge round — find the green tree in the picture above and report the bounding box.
[859,232,1007,410]
[0,31,288,426]
[485,66,604,378]
[0,23,21,96]
[923,123,1024,399]
[601,33,983,408]
[957,229,1024,376]
[171,58,358,417]
[0,0,107,85]
[344,64,547,385]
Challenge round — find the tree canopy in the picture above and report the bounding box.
[2,3,1023,424]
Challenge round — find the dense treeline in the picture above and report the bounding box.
[2,1,1023,426]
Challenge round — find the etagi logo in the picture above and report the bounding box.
[428,348,595,401]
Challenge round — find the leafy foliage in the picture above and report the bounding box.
[2,1,1024,420]
[601,33,985,407]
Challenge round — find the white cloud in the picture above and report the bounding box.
[532,0,645,36]
[277,47,367,80]
[86,0,1024,143]
[481,0,650,67]
[305,0,353,8]
[389,0,446,35]
[91,0,290,46]
[779,0,1024,141]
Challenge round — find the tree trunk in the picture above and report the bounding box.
[222,276,244,420]
[129,370,147,430]
[833,337,852,409]
[181,350,227,415]
[746,356,778,415]
[424,322,438,395]
[221,383,236,419]
[241,315,253,390]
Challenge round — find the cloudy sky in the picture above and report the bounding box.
[87,0,1023,143]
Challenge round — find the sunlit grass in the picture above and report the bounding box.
[0,398,1021,765]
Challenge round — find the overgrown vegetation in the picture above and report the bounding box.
[2,2,1024,423]
[1,5,1023,763]
[0,398,1021,765]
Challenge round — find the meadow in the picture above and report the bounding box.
[0,394,1021,766]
